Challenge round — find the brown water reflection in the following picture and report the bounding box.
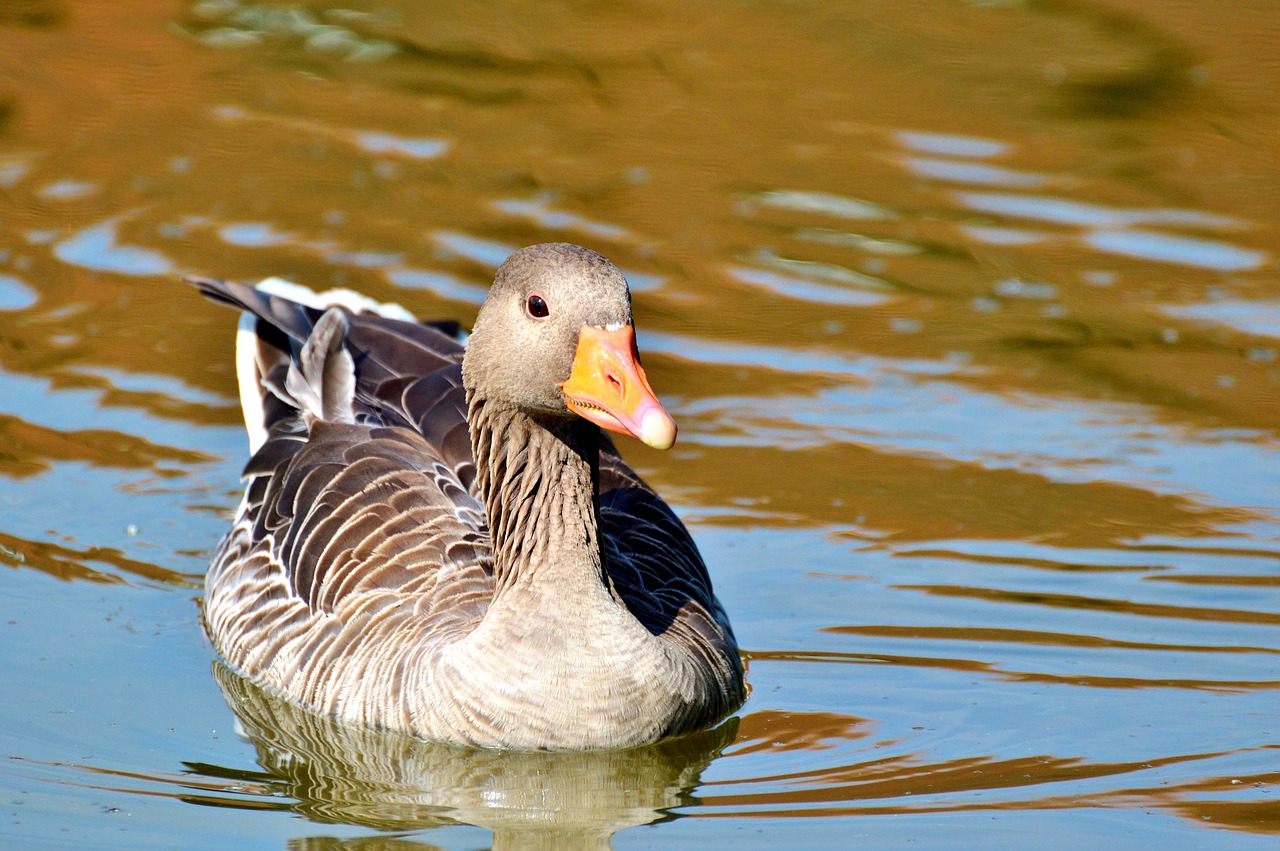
[2,0,1280,847]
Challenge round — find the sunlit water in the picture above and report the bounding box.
[2,1,1278,848]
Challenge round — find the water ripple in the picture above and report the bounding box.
[727,265,891,308]
[217,221,296,248]
[385,267,489,305]
[901,157,1052,189]
[895,130,1011,158]
[1086,229,1267,271]
[1163,299,1280,338]
[754,190,899,221]
[0,272,38,310]
[492,196,629,239]
[954,191,1243,230]
[353,131,449,159]
[52,218,174,276]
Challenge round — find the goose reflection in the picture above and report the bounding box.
[204,662,738,849]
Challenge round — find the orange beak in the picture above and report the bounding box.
[560,324,677,450]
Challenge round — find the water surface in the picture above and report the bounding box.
[2,1,1279,847]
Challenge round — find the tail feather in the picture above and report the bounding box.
[284,309,356,429]
[188,274,468,454]
[187,276,327,345]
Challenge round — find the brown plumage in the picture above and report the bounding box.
[191,243,745,749]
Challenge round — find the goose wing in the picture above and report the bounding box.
[598,450,737,653]
[190,278,493,654]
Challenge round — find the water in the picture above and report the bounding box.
[2,0,1278,847]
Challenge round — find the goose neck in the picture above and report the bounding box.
[467,394,606,593]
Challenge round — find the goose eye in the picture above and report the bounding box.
[526,294,549,318]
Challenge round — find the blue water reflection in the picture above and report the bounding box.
[896,130,1011,158]
[901,157,1051,189]
[53,219,174,276]
[1086,229,1266,271]
[0,273,38,310]
[492,196,629,239]
[217,222,296,248]
[727,264,891,307]
[353,132,449,160]
[1164,299,1280,338]
[954,191,1242,229]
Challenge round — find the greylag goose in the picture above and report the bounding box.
[191,243,745,749]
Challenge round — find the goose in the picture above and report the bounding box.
[190,243,745,749]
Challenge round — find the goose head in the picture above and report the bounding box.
[462,243,677,450]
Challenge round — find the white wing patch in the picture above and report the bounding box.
[255,276,417,321]
[236,312,269,453]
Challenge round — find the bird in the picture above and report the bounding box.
[189,242,745,749]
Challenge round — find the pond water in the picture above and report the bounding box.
[2,0,1278,847]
